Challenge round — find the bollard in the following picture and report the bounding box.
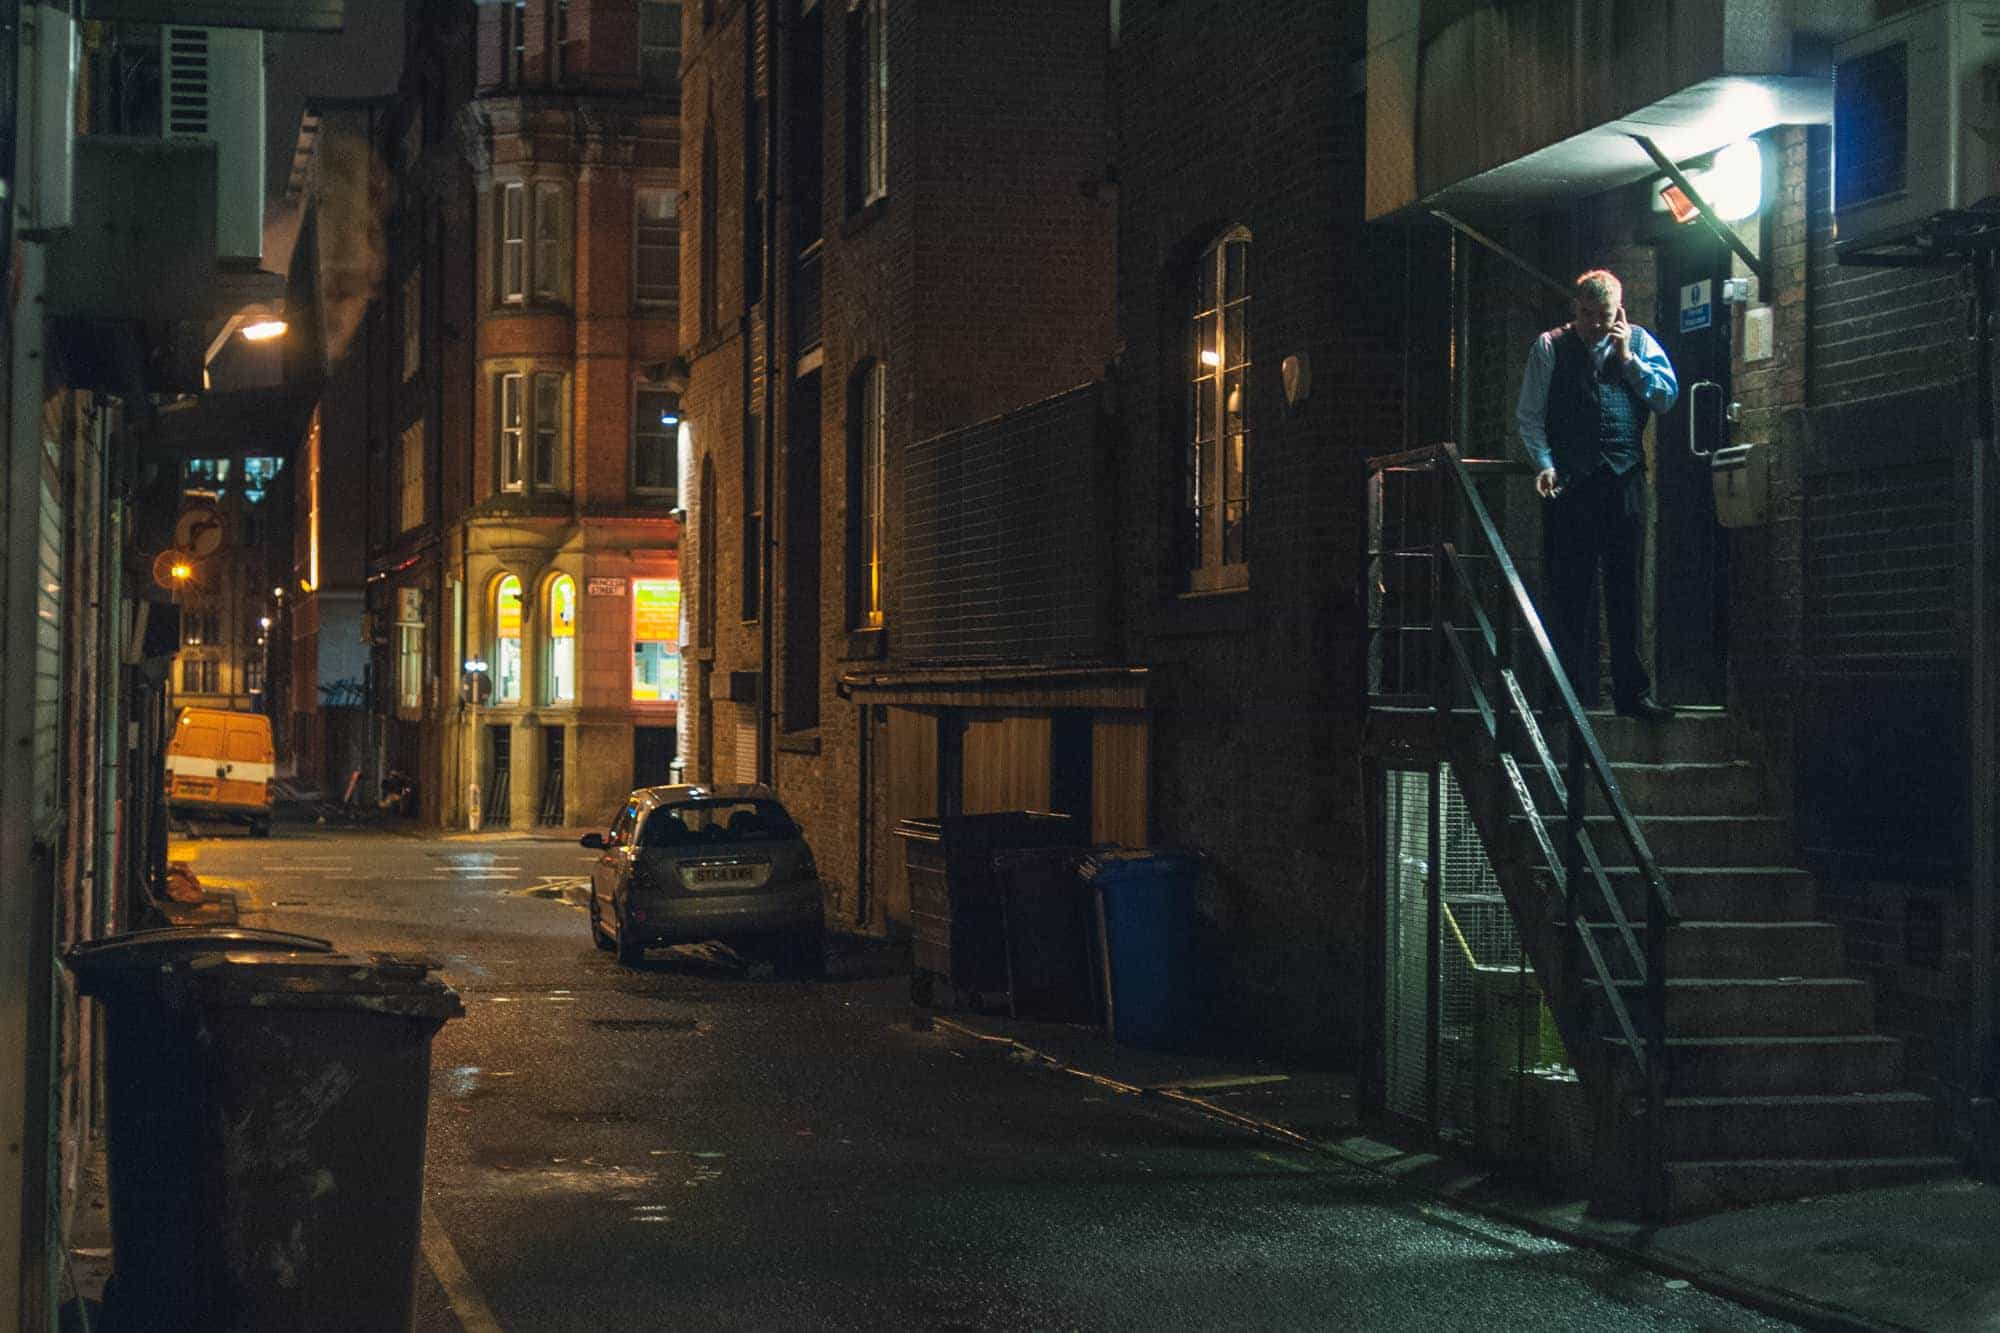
[468,783,482,832]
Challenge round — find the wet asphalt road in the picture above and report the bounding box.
[171,824,1803,1333]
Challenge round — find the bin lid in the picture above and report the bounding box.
[183,950,465,1020]
[63,926,335,996]
[1079,849,1203,884]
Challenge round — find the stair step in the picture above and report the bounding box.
[1664,1155,1959,1218]
[1588,977,1873,1036]
[1514,814,1790,866]
[1583,921,1846,979]
[1664,1091,1938,1161]
[1604,761,1766,816]
[1598,866,1818,922]
[1576,711,1742,765]
[1640,1035,1907,1095]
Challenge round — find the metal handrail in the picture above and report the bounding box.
[1366,440,1678,1214]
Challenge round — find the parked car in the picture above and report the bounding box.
[165,707,274,836]
[582,783,825,975]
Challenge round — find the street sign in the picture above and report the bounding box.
[587,577,628,597]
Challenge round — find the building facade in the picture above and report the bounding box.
[434,0,686,831]
[678,0,1119,928]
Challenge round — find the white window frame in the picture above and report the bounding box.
[499,373,526,492]
[493,575,524,704]
[634,187,679,308]
[397,622,424,711]
[500,183,527,303]
[1186,226,1251,590]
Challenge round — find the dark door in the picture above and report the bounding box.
[1652,232,1732,705]
[633,725,676,787]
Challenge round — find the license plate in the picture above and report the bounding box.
[177,778,214,795]
[686,865,758,889]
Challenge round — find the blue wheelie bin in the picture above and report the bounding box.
[1082,851,1203,1049]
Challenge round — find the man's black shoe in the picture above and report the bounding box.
[1614,696,1674,722]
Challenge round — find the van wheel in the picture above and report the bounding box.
[249,819,272,838]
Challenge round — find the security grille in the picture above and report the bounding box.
[1381,763,1577,1158]
[162,28,212,138]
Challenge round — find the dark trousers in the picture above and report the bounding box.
[1543,466,1651,709]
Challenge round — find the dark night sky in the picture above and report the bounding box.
[261,0,406,272]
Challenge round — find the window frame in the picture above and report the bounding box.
[397,622,425,712]
[848,359,885,629]
[630,577,682,703]
[500,183,527,303]
[633,186,679,309]
[639,0,683,94]
[845,0,887,211]
[632,384,679,500]
[1184,226,1252,592]
[492,574,524,704]
[401,268,421,380]
[399,419,425,532]
[532,182,566,303]
[498,373,526,492]
[543,574,578,706]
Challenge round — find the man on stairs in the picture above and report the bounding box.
[1516,268,1680,721]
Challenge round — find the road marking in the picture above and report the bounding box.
[421,1203,505,1332]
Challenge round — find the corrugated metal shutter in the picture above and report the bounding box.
[32,451,63,832]
[734,708,758,787]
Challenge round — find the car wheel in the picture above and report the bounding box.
[615,906,645,967]
[589,889,615,951]
[249,818,272,838]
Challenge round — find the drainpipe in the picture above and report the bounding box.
[1974,249,1996,1171]
[758,3,782,785]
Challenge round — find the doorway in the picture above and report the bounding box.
[634,725,676,787]
[1652,231,1732,706]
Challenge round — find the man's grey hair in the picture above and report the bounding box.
[1574,269,1622,306]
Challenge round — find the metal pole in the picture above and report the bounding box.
[1972,249,1996,1171]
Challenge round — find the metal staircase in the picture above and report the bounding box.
[1366,443,1955,1217]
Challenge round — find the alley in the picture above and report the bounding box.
[163,825,1805,1333]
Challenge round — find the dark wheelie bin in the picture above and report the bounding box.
[66,932,463,1331]
[180,948,463,1331]
[64,927,336,1329]
[897,811,1077,1009]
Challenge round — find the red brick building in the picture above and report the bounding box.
[368,1,684,829]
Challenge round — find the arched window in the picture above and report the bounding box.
[1186,226,1251,589]
[544,574,576,704]
[493,575,523,703]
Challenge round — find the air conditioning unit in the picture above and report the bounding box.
[1835,0,2000,252]
[161,25,265,262]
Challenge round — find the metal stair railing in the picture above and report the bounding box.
[1367,441,1680,1213]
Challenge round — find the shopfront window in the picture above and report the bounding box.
[631,578,681,702]
[494,575,523,703]
[545,575,576,704]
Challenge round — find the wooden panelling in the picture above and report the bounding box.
[961,713,1052,814]
[883,706,939,926]
[1091,713,1149,848]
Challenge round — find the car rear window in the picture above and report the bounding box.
[638,799,798,847]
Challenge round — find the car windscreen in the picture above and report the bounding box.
[637,799,799,848]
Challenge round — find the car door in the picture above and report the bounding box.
[594,801,637,916]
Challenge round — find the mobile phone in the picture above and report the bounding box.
[1615,305,1627,326]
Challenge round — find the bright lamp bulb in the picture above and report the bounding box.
[241,320,288,342]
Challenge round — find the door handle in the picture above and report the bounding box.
[1687,380,1729,460]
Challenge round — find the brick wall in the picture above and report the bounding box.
[1114,0,1409,1061]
